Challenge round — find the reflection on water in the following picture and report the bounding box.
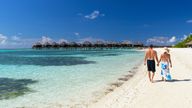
[0,78,37,100]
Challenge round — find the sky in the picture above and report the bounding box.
[0,0,192,48]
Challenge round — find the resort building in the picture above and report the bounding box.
[32,40,144,49]
[186,41,192,48]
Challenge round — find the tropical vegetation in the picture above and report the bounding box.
[174,34,192,48]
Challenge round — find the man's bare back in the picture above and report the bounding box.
[144,48,158,64]
[160,53,170,62]
[145,49,157,60]
[159,51,172,68]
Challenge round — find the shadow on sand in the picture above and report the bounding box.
[0,78,38,100]
[155,79,191,83]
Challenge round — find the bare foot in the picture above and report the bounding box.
[162,77,164,81]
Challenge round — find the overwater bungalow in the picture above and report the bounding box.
[105,41,118,48]
[132,42,144,47]
[52,42,60,48]
[94,41,105,47]
[121,41,132,47]
[32,40,144,49]
[43,42,52,48]
[32,42,42,49]
[82,41,92,47]
[59,41,68,48]
[68,42,80,48]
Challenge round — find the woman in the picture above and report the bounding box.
[158,47,172,81]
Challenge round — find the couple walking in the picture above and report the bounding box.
[144,45,172,83]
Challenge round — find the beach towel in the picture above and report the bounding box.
[161,62,172,80]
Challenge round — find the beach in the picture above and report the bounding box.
[89,48,192,108]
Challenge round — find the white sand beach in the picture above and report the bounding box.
[89,48,192,108]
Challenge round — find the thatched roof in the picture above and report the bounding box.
[133,41,143,45]
[121,41,132,45]
[33,41,42,46]
[59,41,68,45]
[106,41,118,44]
[52,42,59,45]
[95,41,104,45]
[68,42,80,46]
[186,41,192,45]
[43,42,52,46]
[83,41,92,45]
[69,42,76,44]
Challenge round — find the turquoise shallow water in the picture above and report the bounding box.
[0,48,144,108]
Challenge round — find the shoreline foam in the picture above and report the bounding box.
[70,61,144,108]
[89,61,146,108]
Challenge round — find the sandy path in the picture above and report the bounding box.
[89,48,192,108]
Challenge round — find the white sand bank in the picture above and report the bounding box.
[89,48,192,108]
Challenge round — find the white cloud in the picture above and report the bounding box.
[74,32,80,36]
[18,33,22,35]
[40,36,53,45]
[100,14,105,17]
[77,13,83,16]
[186,19,192,23]
[0,33,39,48]
[147,36,177,45]
[168,36,176,43]
[58,39,68,44]
[11,36,20,41]
[181,35,188,40]
[147,37,169,44]
[84,10,104,20]
[0,34,7,44]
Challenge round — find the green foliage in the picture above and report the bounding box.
[174,34,192,48]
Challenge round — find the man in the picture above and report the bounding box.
[144,45,159,83]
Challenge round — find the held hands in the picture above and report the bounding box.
[157,63,159,67]
[170,64,172,68]
[157,61,159,67]
[144,62,146,65]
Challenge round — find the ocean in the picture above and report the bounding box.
[0,48,144,108]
